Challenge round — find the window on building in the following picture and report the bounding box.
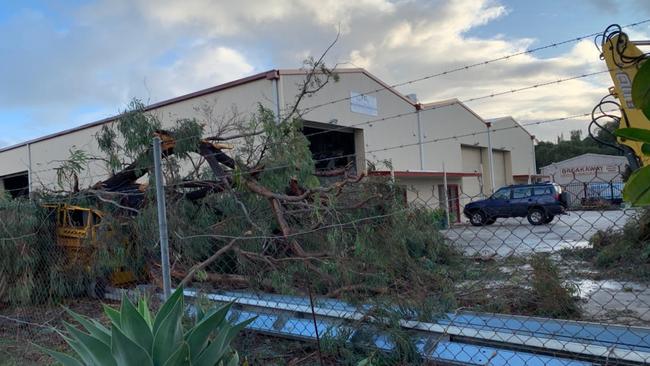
[2,171,29,198]
[303,124,356,172]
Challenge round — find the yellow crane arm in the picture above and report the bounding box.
[601,30,650,167]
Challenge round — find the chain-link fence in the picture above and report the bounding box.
[1,168,649,365]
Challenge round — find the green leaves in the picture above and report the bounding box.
[33,343,84,366]
[615,127,650,144]
[623,166,650,205]
[111,325,154,366]
[153,287,184,334]
[633,61,650,119]
[120,295,154,352]
[36,286,250,366]
[152,295,184,365]
[614,128,650,206]
[643,143,650,156]
[186,303,231,358]
[63,322,117,366]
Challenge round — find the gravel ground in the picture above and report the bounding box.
[444,209,637,257]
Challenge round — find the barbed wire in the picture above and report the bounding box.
[13,66,620,183]
[0,107,618,198]
[299,18,650,115]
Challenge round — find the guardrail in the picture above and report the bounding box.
[106,287,650,365]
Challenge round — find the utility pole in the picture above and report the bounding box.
[443,162,450,228]
[486,122,496,193]
[153,137,172,300]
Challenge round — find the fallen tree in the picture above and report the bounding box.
[27,56,463,318]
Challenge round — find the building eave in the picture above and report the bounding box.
[487,116,534,138]
[278,68,417,106]
[0,70,280,154]
[419,98,488,126]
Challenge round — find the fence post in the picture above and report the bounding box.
[153,136,172,300]
[443,162,450,227]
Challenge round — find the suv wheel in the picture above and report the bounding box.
[469,211,487,226]
[527,208,546,226]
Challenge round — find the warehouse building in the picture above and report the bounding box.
[540,153,628,207]
[0,68,535,221]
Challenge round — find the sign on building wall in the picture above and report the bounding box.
[540,154,628,185]
[350,92,378,116]
[559,164,621,177]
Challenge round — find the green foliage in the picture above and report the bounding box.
[172,119,204,160]
[55,148,89,190]
[632,60,650,120]
[0,199,87,305]
[96,99,163,173]
[535,125,622,170]
[624,166,650,205]
[255,106,318,190]
[37,287,253,366]
[615,127,650,143]
[579,209,650,280]
[529,254,580,318]
[615,128,650,205]
[0,199,42,304]
[96,99,206,181]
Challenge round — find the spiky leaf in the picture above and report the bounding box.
[162,342,190,366]
[104,304,121,327]
[64,322,117,366]
[186,303,232,358]
[119,295,154,352]
[138,297,154,329]
[64,307,111,346]
[33,343,84,366]
[153,296,184,365]
[111,323,154,366]
[194,317,255,366]
[153,287,184,334]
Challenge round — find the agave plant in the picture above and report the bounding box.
[37,287,254,366]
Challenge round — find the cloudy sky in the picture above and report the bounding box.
[1,0,650,148]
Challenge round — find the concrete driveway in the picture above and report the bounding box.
[444,209,637,257]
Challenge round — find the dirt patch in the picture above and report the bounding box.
[0,298,115,365]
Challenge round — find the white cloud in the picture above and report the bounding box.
[1,0,645,143]
[155,46,254,97]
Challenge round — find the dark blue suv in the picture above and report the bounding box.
[463,183,569,226]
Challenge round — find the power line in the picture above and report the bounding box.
[14,57,627,181]
[299,18,650,115]
[3,108,615,192]
[5,19,647,182]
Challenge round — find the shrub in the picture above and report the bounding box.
[585,209,650,280]
[37,287,253,365]
[0,198,85,304]
[529,254,580,318]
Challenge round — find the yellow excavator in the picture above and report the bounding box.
[46,131,234,294]
[43,203,136,291]
[594,24,650,169]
